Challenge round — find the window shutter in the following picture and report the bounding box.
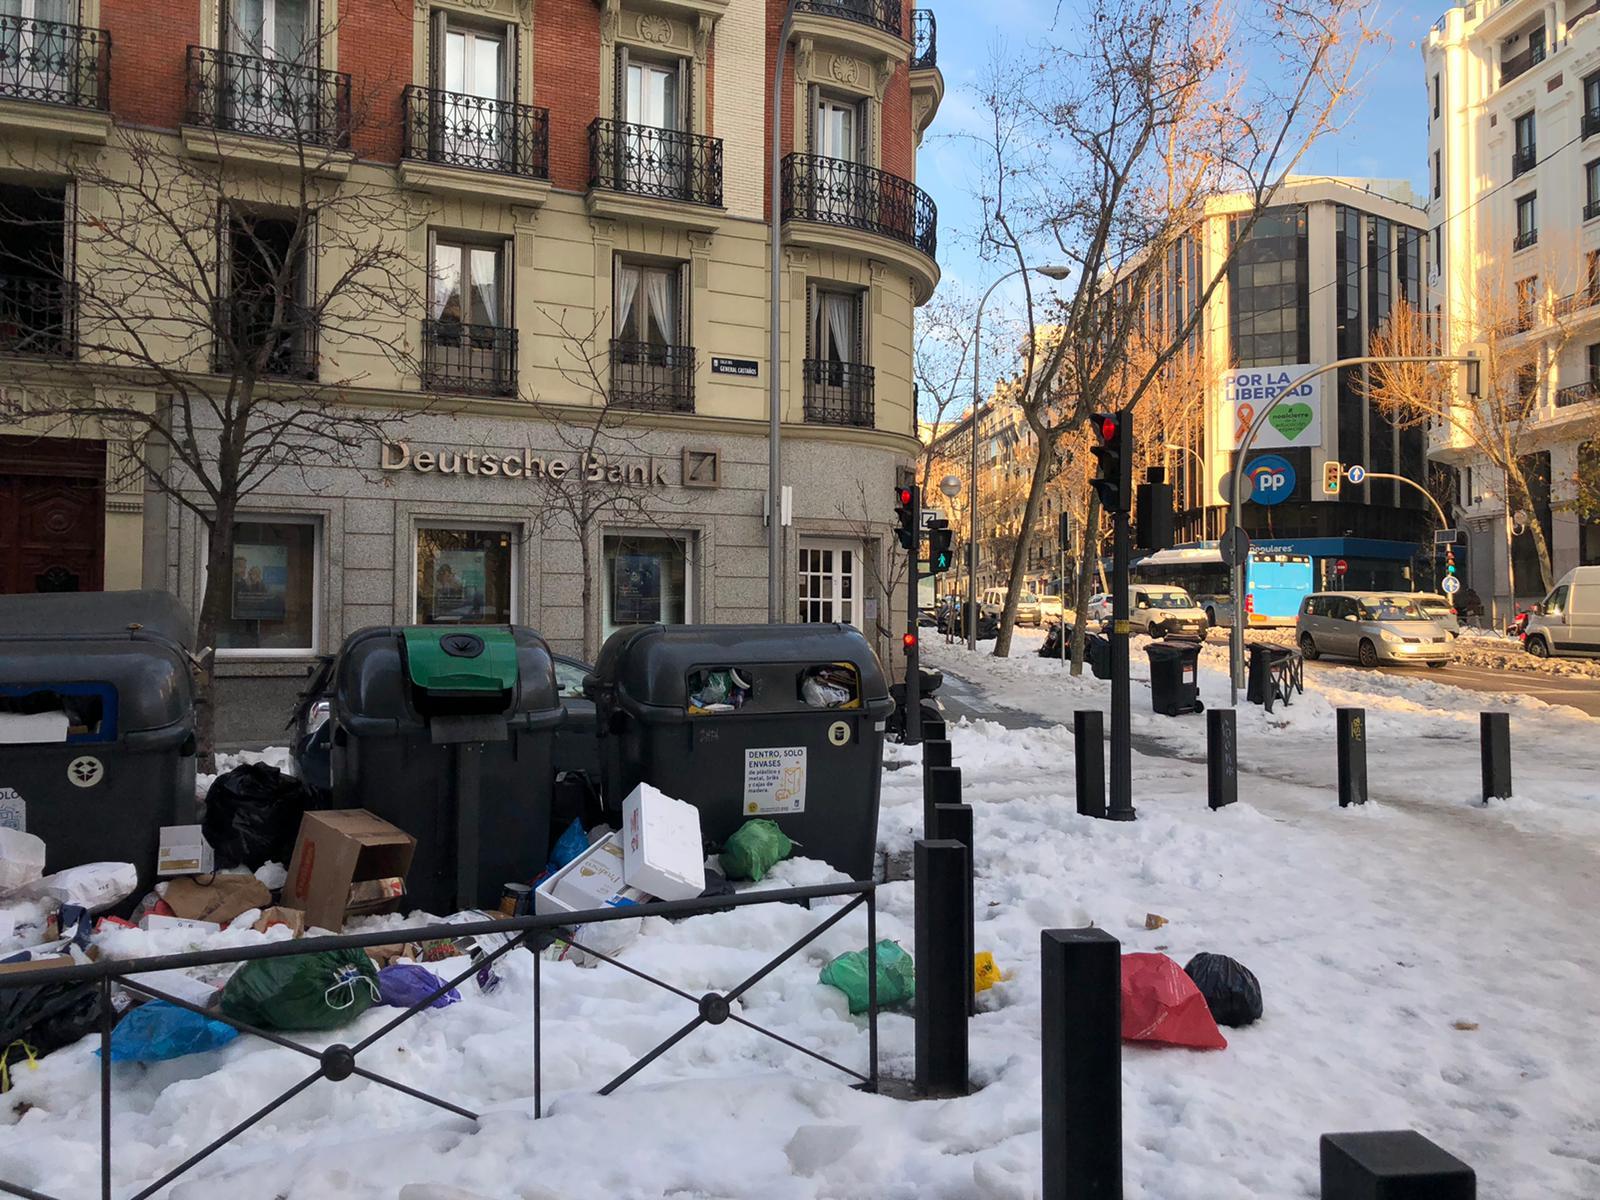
[216,201,233,299]
[503,21,518,102]
[806,84,818,154]
[853,290,865,364]
[315,0,324,68]
[500,236,514,329]
[856,98,869,165]
[430,9,447,88]
[677,55,691,132]
[425,228,438,318]
[218,0,231,48]
[615,45,629,121]
[805,283,816,358]
[677,262,688,346]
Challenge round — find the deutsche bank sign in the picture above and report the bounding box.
[1246,454,1297,507]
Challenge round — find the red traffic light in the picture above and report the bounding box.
[896,487,914,506]
[902,632,917,650]
[1099,415,1119,442]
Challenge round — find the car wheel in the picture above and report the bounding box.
[1426,661,1447,670]
[1205,607,1217,629]
[1298,632,1319,661]
[1526,635,1550,658]
[1358,639,1379,668]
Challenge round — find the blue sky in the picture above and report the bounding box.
[919,0,1443,318]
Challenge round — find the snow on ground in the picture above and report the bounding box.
[3,643,1599,1199]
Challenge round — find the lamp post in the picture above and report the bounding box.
[966,263,1072,650]
[768,0,800,623]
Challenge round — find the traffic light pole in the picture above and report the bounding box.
[1108,508,1134,820]
[906,535,922,747]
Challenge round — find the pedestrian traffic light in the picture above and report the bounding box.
[1135,466,1174,551]
[895,484,920,550]
[1089,410,1132,513]
[1322,461,1343,496]
[926,518,953,574]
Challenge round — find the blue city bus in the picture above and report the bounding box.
[1133,543,1314,628]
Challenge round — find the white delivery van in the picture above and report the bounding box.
[1523,566,1600,658]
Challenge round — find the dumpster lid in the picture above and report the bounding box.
[0,589,193,651]
[401,627,520,694]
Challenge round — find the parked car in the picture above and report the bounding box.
[1295,592,1452,668]
[1412,592,1461,637]
[1127,585,1209,639]
[1036,594,1067,624]
[1086,593,1114,625]
[937,601,999,641]
[980,586,1042,627]
[1524,566,1600,658]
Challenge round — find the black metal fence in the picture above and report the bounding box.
[0,881,877,1200]
[610,338,695,413]
[422,318,517,397]
[782,153,937,260]
[588,118,723,207]
[0,276,75,358]
[211,296,319,380]
[401,85,550,179]
[0,14,109,110]
[795,0,903,37]
[911,10,937,69]
[803,358,875,428]
[185,45,351,149]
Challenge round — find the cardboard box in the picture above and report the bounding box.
[534,834,652,916]
[285,810,416,932]
[253,906,305,937]
[164,875,271,926]
[0,954,73,976]
[157,825,215,878]
[141,914,220,937]
[622,784,706,902]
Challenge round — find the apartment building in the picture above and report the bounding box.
[0,0,943,742]
[1426,0,1600,610]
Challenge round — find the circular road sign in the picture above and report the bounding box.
[1335,558,1348,576]
[1345,464,1367,485]
[1218,472,1254,505]
[1441,575,1462,596]
[1219,526,1251,568]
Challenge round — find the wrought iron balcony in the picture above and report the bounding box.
[185,45,350,149]
[1556,380,1600,407]
[782,153,937,259]
[1587,200,1600,222]
[588,118,722,207]
[803,358,875,428]
[1512,145,1537,177]
[0,276,74,358]
[1500,41,1545,86]
[422,318,517,397]
[1585,109,1600,140]
[911,10,936,69]
[1553,285,1600,317]
[0,14,109,110]
[610,339,695,413]
[794,0,902,37]
[1514,228,1539,252]
[401,85,549,179]
[212,295,318,380]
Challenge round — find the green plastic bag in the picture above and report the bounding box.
[818,940,915,1015]
[719,819,794,882]
[220,949,380,1032]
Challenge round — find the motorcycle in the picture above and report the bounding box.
[886,666,946,743]
[1507,609,1532,641]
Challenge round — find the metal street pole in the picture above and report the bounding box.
[1226,354,1478,706]
[767,0,799,624]
[1359,472,1450,529]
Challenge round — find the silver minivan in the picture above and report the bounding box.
[1296,592,1453,668]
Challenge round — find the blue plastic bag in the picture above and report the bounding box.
[103,1001,238,1063]
[547,819,589,873]
[376,964,460,1010]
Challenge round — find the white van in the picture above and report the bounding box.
[1524,566,1600,658]
[1127,585,1209,638]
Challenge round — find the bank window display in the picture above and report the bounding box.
[415,525,514,624]
[603,533,690,637]
[216,518,319,653]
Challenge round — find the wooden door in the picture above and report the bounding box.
[0,436,105,594]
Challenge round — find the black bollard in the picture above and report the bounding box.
[1336,707,1368,808]
[1320,1130,1475,1199]
[914,839,970,1098]
[1074,710,1106,819]
[1041,928,1122,1200]
[1480,712,1511,803]
[923,738,953,788]
[933,801,975,1016]
[1206,708,1237,810]
[925,764,961,839]
[923,716,948,743]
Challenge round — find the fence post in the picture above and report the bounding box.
[1480,712,1511,803]
[925,764,961,838]
[1074,710,1106,819]
[1041,928,1122,1200]
[1320,1130,1475,1199]
[914,839,969,1098]
[1206,708,1237,810]
[1336,708,1368,808]
[933,801,975,1016]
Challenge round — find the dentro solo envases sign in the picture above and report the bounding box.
[1220,365,1323,451]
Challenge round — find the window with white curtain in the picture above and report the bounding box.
[809,285,863,364]
[431,236,505,329]
[229,0,313,62]
[615,260,681,345]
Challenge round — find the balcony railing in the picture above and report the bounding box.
[1512,145,1537,177]
[803,358,875,428]
[1587,200,1600,222]
[0,276,74,358]
[185,45,350,148]
[794,0,902,37]
[1556,380,1600,407]
[1553,285,1600,317]
[911,10,936,69]
[610,339,695,413]
[401,85,549,179]
[1585,108,1600,140]
[1514,228,1539,251]
[422,319,517,397]
[1500,41,1545,86]
[211,296,318,380]
[588,118,723,207]
[0,14,109,110]
[782,153,938,260]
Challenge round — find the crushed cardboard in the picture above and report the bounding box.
[163,875,272,926]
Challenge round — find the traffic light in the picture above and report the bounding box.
[926,518,954,574]
[1135,466,1174,551]
[894,484,920,550]
[1089,410,1133,513]
[1322,461,1343,496]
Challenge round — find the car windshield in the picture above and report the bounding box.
[1019,592,1039,603]
[1416,599,1453,617]
[1358,597,1424,621]
[1140,591,1192,610]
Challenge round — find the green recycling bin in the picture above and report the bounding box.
[331,625,564,915]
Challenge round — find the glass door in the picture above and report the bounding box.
[813,96,860,223]
[1,0,77,101]
[798,541,860,627]
[229,0,315,136]
[442,25,505,165]
[623,58,684,195]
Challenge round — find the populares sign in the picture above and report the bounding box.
[1221,365,1323,451]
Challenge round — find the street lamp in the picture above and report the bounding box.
[966,263,1072,649]
[767,0,800,623]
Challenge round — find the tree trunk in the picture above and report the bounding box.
[579,524,597,663]
[993,430,1058,657]
[1069,491,1101,676]
[1504,458,1555,595]
[193,506,237,771]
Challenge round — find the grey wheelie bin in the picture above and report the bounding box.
[0,590,197,897]
[330,626,564,916]
[584,624,895,881]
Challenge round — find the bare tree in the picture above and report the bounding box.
[966,0,1376,657]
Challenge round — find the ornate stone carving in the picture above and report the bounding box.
[416,0,509,10]
[637,12,674,44]
[830,54,861,86]
[693,13,713,59]
[911,92,933,130]
[599,0,621,43]
[874,55,895,101]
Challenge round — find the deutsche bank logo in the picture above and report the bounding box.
[1247,454,1296,507]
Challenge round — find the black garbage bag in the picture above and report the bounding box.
[1183,952,1263,1028]
[202,762,309,871]
[0,980,104,1092]
[1039,624,1063,658]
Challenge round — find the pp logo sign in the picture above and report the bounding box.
[1246,454,1297,507]
[67,756,105,788]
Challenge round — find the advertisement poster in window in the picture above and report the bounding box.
[434,550,487,620]
[232,543,288,621]
[613,553,662,624]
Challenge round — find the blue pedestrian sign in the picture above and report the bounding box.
[1345,464,1367,485]
[1246,454,1297,506]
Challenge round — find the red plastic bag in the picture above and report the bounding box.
[1120,953,1228,1050]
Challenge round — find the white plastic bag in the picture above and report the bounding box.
[0,828,47,896]
[18,861,138,913]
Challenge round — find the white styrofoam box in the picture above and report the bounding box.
[621,784,706,902]
[0,827,46,896]
[157,825,216,878]
[534,834,652,916]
